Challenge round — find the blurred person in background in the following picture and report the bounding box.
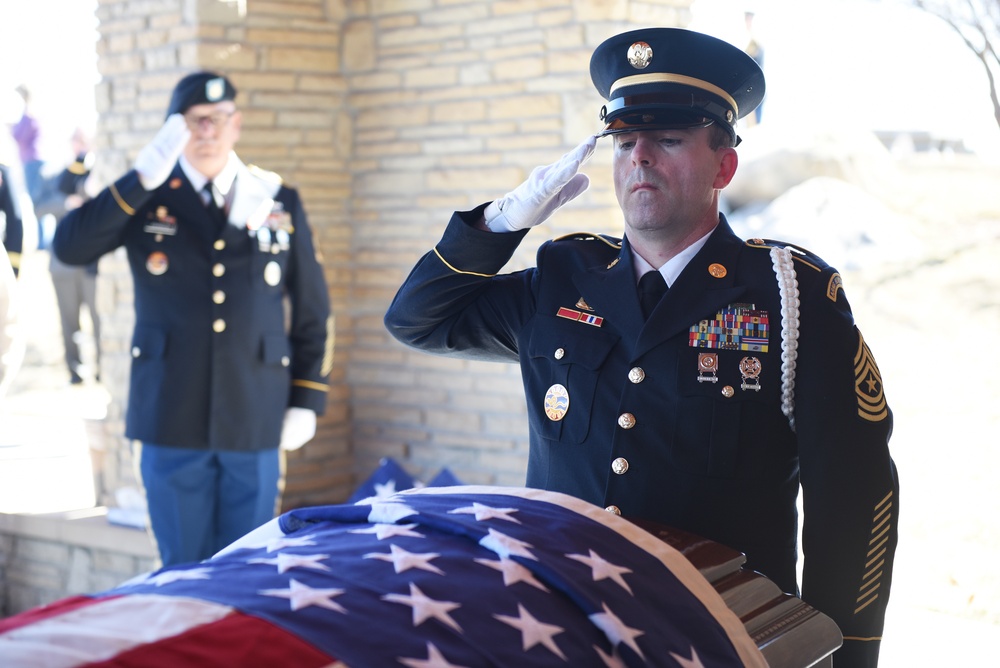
[53,72,333,567]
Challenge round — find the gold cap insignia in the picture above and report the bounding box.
[206,77,226,102]
[627,41,653,69]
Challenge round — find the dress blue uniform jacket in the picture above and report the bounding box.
[385,205,899,666]
[53,161,332,452]
[0,164,24,277]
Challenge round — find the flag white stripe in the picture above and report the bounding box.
[0,594,234,667]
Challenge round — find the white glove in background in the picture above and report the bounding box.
[484,134,597,232]
[134,114,191,190]
[280,407,317,451]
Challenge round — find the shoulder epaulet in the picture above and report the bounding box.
[248,164,284,185]
[552,231,622,250]
[744,237,827,272]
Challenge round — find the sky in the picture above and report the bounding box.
[690,0,999,155]
[0,0,995,163]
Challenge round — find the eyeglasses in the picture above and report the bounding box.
[184,110,236,130]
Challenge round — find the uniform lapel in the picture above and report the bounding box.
[165,166,219,244]
[572,241,646,350]
[636,220,748,357]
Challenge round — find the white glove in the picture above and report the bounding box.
[134,114,191,190]
[280,407,317,451]
[484,135,597,232]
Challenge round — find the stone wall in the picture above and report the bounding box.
[0,510,157,614]
[86,0,692,508]
[2,0,699,615]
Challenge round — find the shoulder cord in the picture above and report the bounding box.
[770,246,800,432]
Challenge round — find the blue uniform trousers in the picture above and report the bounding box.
[136,443,281,567]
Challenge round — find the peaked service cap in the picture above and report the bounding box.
[591,28,765,143]
[166,71,237,118]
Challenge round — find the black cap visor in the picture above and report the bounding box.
[598,92,735,139]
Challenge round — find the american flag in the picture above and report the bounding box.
[0,486,765,667]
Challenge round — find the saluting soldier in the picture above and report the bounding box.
[385,28,898,668]
[53,72,333,567]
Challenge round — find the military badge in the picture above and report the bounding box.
[146,251,169,275]
[544,384,570,421]
[739,356,762,391]
[264,260,281,287]
[708,263,727,278]
[143,206,178,236]
[697,352,719,384]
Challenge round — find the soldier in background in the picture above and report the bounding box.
[47,128,101,385]
[53,72,334,567]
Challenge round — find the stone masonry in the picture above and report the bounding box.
[1,0,696,615]
[87,0,693,510]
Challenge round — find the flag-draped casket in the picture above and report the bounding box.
[0,486,839,667]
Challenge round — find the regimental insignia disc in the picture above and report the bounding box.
[544,383,570,421]
[264,260,281,286]
[146,251,168,275]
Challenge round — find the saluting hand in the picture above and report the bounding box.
[134,114,191,191]
[484,135,597,232]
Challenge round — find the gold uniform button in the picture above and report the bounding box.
[628,367,645,383]
[554,348,565,360]
[617,413,636,429]
[213,290,226,304]
[605,505,621,515]
[131,346,141,358]
[212,263,225,277]
[213,319,226,333]
[722,385,735,398]
[213,239,226,251]
[281,356,290,367]
[611,457,629,475]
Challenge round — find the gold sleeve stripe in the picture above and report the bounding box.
[842,635,883,643]
[292,379,329,392]
[433,247,496,277]
[320,315,335,377]
[854,332,888,422]
[109,182,136,216]
[8,251,20,269]
[855,491,893,614]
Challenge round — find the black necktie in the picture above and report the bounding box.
[638,270,668,319]
[203,181,226,232]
